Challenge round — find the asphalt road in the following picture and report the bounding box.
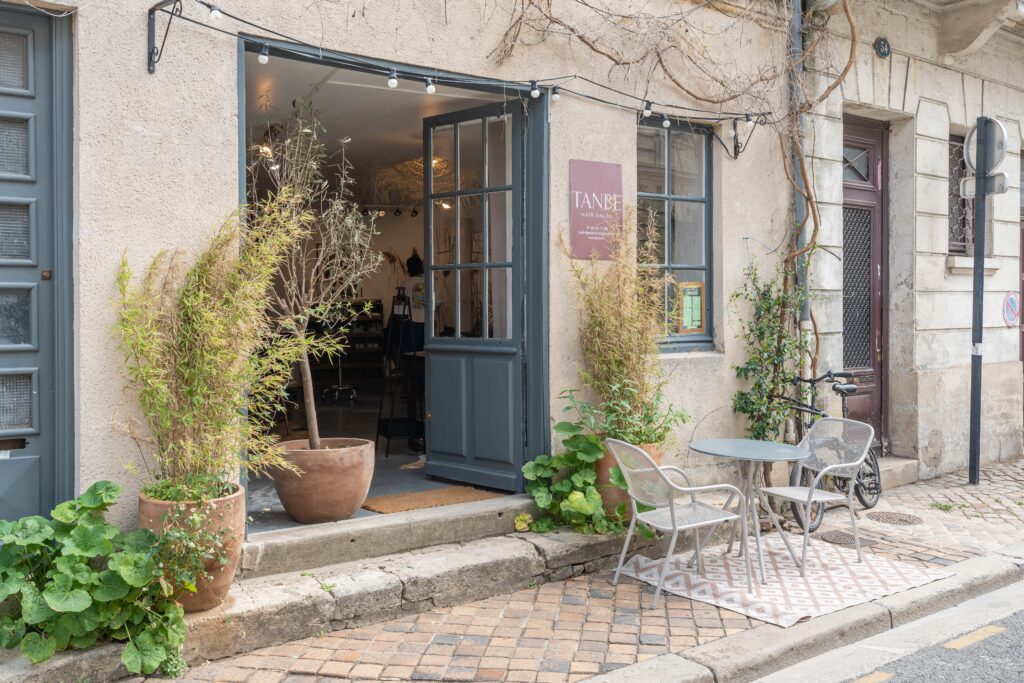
[844,608,1024,683]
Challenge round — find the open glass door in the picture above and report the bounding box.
[422,101,524,491]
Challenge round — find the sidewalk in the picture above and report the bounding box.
[173,460,1024,683]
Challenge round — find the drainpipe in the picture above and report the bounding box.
[792,1,813,391]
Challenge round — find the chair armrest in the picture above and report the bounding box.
[806,459,864,505]
[660,465,694,488]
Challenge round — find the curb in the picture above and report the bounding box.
[581,554,1023,683]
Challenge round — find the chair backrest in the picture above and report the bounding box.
[799,417,874,478]
[603,438,676,508]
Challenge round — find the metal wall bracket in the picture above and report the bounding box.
[147,0,183,74]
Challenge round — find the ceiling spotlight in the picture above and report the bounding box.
[530,80,540,99]
[387,68,398,89]
[661,113,671,129]
[410,207,419,217]
[208,4,222,20]
[425,77,436,95]
[642,101,652,118]
[394,207,402,216]
[257,43,270,65]
[551,86,560,102]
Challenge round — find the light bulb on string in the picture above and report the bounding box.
[394,207,402,217]
[387,69,398,89]
[208,4,222,20]
[661,113,671,129]
[425,77,436,95]
[551,86,560,102]
[745,113,754,130]
[257,43,269,65]
[530,80,540,99]
[410,207,419,218]
[642,101,652,118]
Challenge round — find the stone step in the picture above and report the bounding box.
[879,456,919,490]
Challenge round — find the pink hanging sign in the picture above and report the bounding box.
[569,159,624,260]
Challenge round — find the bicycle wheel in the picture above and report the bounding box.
[788,464,827,532]
[854,447,882,509]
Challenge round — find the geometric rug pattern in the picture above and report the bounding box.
[620,535,951,627]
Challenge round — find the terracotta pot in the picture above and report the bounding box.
[137,484,245,613]
[596,442,662,516]
[273,438,375,523]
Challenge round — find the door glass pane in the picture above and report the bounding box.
[637,198,665,264]
[431,200,455,265]
[459,195,483,265]
[488,191,512,263]
[0,373,31,430]
[459,269,483,338]
[0,31,28,91]
[670,130,704,196]
[842,206,872,368]
[637,127,665,194]
[458,119,483,191]
[487,268,512,339]
[431,124,455,195]
[843,145,869,182]
[0,116,28,175]
[0,288,30,345]
[670,201,705,266]
[667,270,706,336]
[487,115,511,187]
[432,270,455,337]
[0,203,29,260]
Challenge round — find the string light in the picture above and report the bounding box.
[387,68,398,88]
[551,86,560,102]
[642,101,652,118]
[410,207,419,217]
[529,80,540,98]
[208,4,222,20]
[425,77,436,95]
[745,113,754,130]
[661,113,671,129]
[394,207,402,216]
[257,43,269,65]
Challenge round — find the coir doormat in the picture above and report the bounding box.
[362,485,503,514]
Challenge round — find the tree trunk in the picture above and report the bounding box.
[298,351,321,450]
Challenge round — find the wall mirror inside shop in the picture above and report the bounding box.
[245,55,527,533]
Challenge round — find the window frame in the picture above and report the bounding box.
[636,119,714,352]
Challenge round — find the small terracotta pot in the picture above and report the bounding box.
[273,438,375,523]
[596,442,662,516]
[137,484,245,613]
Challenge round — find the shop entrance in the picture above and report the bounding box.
[242,50,544,533]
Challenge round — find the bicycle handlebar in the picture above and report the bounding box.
[792,369,856,385]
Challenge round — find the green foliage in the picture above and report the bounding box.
[559,386,689,448]
[116,188,314,490]
[521,421,626,535]
[0,482,191,675]
[732,263,805,441]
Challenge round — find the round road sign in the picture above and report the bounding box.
[964,118,1007,173]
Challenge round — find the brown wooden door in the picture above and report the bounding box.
[841,116,888,451]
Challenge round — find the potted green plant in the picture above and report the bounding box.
[255,102,383,524]
[116,189,312,611]
[564,218,689,512]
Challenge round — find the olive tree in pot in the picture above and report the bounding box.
[256,104,383,524]
[565,217,689,514]
[116,191,313,611]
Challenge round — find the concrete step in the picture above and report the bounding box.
[879,455,919,490]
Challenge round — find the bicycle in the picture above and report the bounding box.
[772,370,883,532]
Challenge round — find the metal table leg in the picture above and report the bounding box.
[745,461,767,584]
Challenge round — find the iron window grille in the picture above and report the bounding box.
[948,135,974,254]
[636,120,714,350]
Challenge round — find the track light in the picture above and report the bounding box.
[387,68,398,89]
[530,80,540,98]
[208,4,222,20]
[257,43,269,65]
[642,101,652,118]
[425,77,436,95]
[661,113,671,129]
[551,86,560,102]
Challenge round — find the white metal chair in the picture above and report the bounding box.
[761,417,875,576]
[606,438,752,608]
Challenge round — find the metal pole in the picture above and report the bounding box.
[968,117,993,485]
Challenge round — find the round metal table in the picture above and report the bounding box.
[689,438,809,583]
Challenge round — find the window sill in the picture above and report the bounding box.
[657,341,719,358]
[946,255,1000,276]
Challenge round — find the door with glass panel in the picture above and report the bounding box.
[0,8,60,518]
[422,102,523,490]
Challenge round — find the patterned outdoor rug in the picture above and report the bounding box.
[620,535,951,627]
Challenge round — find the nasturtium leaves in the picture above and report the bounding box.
[0,616,25,649]
[19,632,57,664]
[20,585,56,625]
[50,501,81,524]
[76,481,122,510]
[42,574,93,613]
[63,522,115,558]
[92,570,130,602]
[53,555,95,586]
[120,528,158,553]
[553,421,583,435]
[6,516,54,546]
[530,487,553,509]
[70,631,98,649]
[109,552,157,588]
[0,569,26,601]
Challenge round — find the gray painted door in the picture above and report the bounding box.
[423,102,525,491]
[0,8,58,519]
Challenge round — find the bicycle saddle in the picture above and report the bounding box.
[832,383,857,396]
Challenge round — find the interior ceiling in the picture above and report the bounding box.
[245,55,503,202]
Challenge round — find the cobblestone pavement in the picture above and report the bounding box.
[172,460,1021,683]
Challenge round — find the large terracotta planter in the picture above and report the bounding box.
[273,438,375,523]
[596,442,662,516]
[137,484,245,613]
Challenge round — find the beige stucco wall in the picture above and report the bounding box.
[23,0,1022,524]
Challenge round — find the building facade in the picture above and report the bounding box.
[0,0,1020,527]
